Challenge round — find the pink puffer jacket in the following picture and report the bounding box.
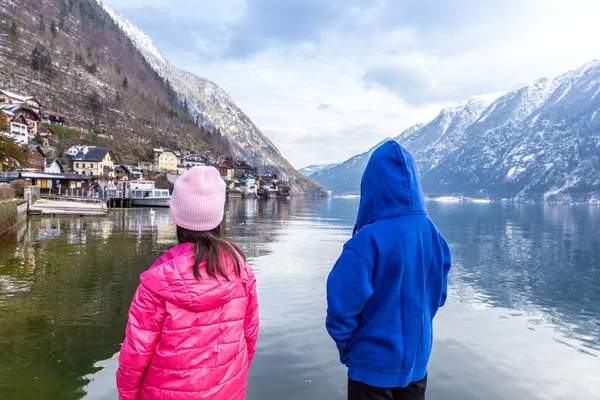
[116,242,259,400]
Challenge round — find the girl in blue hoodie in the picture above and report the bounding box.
[326,141,451,400]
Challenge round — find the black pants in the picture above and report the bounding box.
[348,375,427,400]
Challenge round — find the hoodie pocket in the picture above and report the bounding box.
[337,341,350,364]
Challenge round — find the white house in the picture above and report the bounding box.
[6,121,29,145]
[245,176,257,196]
[44,158,65,174]
[181,154,207,169]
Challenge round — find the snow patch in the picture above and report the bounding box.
[507,166,526,180]
[529,114,540,127]
[543,176,581,200]
[477,101,498,123]
[468,198,492,204]
[554,85,571,104]
[431,197,463,203]
[427,197,492,204]
[472,91,505,104]
[521,154,535,163]
[592,86,600,101]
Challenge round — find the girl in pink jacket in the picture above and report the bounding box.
[117,166,259,400]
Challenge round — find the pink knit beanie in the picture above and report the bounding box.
[170,166,226,231]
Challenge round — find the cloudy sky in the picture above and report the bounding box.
[105,0,600,169]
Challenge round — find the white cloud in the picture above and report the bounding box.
[105,0,600,168]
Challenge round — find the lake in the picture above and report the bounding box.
[0,199,598,399]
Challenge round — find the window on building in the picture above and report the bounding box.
[76,163,80,168]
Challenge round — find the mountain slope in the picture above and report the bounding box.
[311,125,424,195]
[0,0,229,163]
[97,1,319,194]
[299,163,341,177]
[399,98,491,173]
[312,98,491,195]
[423,60,600,202]
[312,60,600,203]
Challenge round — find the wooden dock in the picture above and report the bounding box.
[29,198,108,217]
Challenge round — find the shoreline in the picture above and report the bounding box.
[330,195,600,207]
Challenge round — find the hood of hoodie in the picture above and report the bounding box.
[140,242,240,312]
[354,140,427,234]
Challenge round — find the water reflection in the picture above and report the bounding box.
[0,201,307,399]
[428,202,600,355]
[0,200,598,400]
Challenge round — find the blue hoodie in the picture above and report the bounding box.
[326,140,451,388]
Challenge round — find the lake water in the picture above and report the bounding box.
[0,199,598,399]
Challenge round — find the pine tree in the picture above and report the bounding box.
[50,22,58,39]
[87,62,97,74]
[76,51,85,66]
[34,132,43,145]
[10,21,18,42]
[88,91,102,114]
[30,47,41,71]
[122,76,128,88]
[30,47,54,76]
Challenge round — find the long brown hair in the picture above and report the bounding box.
[177,225,246,280]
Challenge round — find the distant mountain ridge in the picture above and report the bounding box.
[312,60,600,203]
[299,163,340,177]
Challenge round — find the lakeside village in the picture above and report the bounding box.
[0,88,293,210]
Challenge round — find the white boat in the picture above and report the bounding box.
[117,180,171,208]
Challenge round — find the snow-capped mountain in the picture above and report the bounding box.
[0,0,226,163]
[97,1,318,192]
[312,60,600,203]
[400,98,491,173]
[299,163,341,177]
[311,126,425,195]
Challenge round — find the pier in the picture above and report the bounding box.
[106,197,133,209]
[50,189,136,210]
[28,198,108,217]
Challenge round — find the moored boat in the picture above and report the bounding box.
[117,180,171,208]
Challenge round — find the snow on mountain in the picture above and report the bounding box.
[311,97,488,195]
[97,1,317,192]
[398,98,491,172]
[312,60,600,203]
[426,60,600,202]
[299,163,341,177]
[310,138,388,195]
